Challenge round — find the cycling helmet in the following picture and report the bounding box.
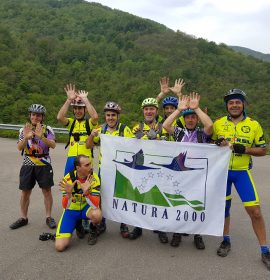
[162,96,178,108]
[224,89,247,103]
[141,98,159,109]
[104,101,121,113]
[71,97,86,107]
[28,104,46,115]
[182,109,196,117]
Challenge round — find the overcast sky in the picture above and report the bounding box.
[88,0,270,54]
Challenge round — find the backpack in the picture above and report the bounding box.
[101,123,126,137]
[68,170,82,194]
[176,118,185,129]
[65,118,91,149]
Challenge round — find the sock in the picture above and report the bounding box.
[260,245,269,254]
[223,235,231,243]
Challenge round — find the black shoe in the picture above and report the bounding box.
[170,233,182,247]
[158,231,169,244]
[10,218,28,230]
[46,217,56,229]
[194,234,205,250]
[129,227,142,240]
[120,223,129,238]
[75,220,85,239]
[88,227,98,245]
[217,240,231,257]
[262,252,270,270]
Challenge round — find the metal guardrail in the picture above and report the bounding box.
[0,123,68,134]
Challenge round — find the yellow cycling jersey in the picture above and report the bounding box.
[93,122,134,145]
[93,123,134,167]
[132,122,168,140]
[63,171,100,211]
[212,115,266,170]
[66,118,97,157]
[172,116,185,128]
[157,115,185,128]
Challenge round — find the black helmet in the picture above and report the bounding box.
[28,104,46,114]
[224,89,247,103]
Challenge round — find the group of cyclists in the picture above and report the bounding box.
[9,77,270,270]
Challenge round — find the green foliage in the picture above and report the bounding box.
[0,130,18,139]
[0,0,270,139]
[230,46,270,62]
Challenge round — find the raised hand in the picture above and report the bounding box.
[76,90,88,101]
[80,174,94,195]
[189,92,200,110]
[64,84,76,101]
[59,178,76,195]
[159,77,170,95]
[170,78,185,97]
[23,122,34,139]
[34,122,43,139]
[178,95,189,111]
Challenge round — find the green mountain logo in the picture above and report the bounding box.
[114,170,169,206]
[114,169,204,211]
[164,193,205,211]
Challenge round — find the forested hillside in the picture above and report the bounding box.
[230,46,270,62]
[1,0,270,137]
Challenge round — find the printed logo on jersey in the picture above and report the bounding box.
[241,126,250,133]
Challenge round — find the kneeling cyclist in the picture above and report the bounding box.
[55,155,102,252]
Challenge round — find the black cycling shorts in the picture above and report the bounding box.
[19,165,54,190]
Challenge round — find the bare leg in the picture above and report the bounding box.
[223,216,230,236]
[87,209,102,225]
[55,238,71,252]
[245,205,267,245]
[20,190,32,218]
[42,187,53,217]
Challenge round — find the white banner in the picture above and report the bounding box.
[100,134,231,236]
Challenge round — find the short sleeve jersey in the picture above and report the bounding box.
[66,118,97,157]
[19,125,55,166]
[212,116,266,170]
[132,122,168,140]
[63,171,100,211]
[93,123,134,145]
[93,123,134,167]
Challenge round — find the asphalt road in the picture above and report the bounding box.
[0,137,270,280]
